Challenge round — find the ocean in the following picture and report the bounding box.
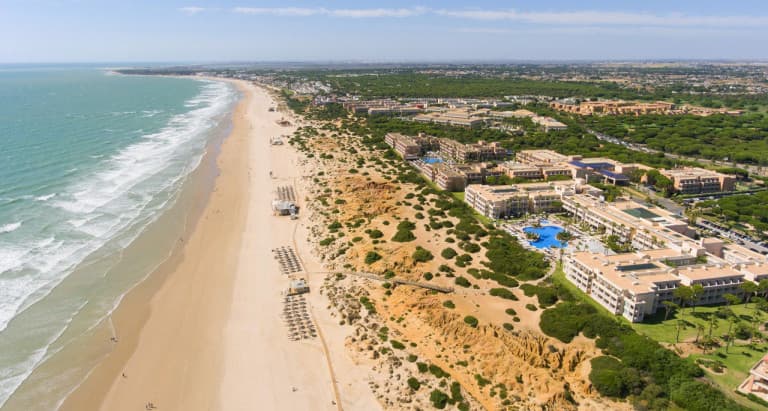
[0,66,239,409]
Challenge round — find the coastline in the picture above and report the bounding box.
[59,79,381,411]
[59,78,251,410]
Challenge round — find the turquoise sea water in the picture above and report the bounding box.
[0,66,238,409]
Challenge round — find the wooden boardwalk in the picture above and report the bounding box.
[348,272,454,293]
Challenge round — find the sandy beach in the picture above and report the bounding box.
[60,79,380,411]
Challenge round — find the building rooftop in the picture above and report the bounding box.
[677,265,743,282]
[660,167,730,180]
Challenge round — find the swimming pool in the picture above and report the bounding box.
[422,157,443,164]
[523,225,567,249]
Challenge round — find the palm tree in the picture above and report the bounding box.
[759,279,768,299]
[707,313,719,341]
[556,230,573,243]
[695,323,705,344]
[662,300,679,321]
[723,293,740,350]
[752,297,767,342]
[741,282,759,307]
[690,284,704,313]
[674,285,694,320]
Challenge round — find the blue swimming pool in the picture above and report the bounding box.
[422,157,443,164]
[523,225,567,249]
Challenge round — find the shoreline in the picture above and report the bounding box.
[59,78,251,410]
[59,79,381,411]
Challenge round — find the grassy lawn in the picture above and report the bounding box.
[450,191,465,202]
[632,303,762,344]
[632,303,768,410]
[692,343,768,410]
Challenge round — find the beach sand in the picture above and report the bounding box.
[61,80,380,411]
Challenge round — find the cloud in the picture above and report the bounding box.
[436,9,768,27]
[232,7,320,17]
[179,6,206,15]
[231,7,426,18]
[330,7,427,18]
[225,6,768,28]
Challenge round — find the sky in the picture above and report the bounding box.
[2,0,768,63]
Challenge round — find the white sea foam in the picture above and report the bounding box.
[0,78,238,408]
[34,193,56,202]
[0,222,21,234]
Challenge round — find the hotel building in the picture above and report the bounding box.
[564,246,763,322]
[464,181,575,218]
[659,167,736,194]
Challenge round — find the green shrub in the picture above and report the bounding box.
[475,374,491,387]
[429,364,450,379]
[407,354,418,362]
[368,229,384,239]
[450,382,464,403]
[520,284,560,307]
[392,229,416,242]
[391,340,405,350]
[503,323,514,331]
[407,377,421,391]
[364,251,382,264]
[589,356,625,397]
[464,316,479,328]
[359,296,376,313]
[423,272,434,281]
[525,304,537,311]
[505,308,517,316]
[412,246,434,263]
[455,277,471,288]
[397,220,416,230]
[417,362,428,373]
[489,288,517,300]
[429,389,449,409]
[443,300,456,309]
[441,247,458,259]
[460,241,481,253]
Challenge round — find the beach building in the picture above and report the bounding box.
[413,111,485,128]
[515,149,573,165]
[561,195,697,251]
[384,132,440,160]
[488,109,538,119]
[739,355,768,401]
[437,139,508,163]
[464,181,575,218]
[531,116,568,132]
[435,165,469,192]
[288,279,309,295]
[385,132,509,163]
[563,247,756,322]
[659,167,735,194]
[550,100,676,116]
